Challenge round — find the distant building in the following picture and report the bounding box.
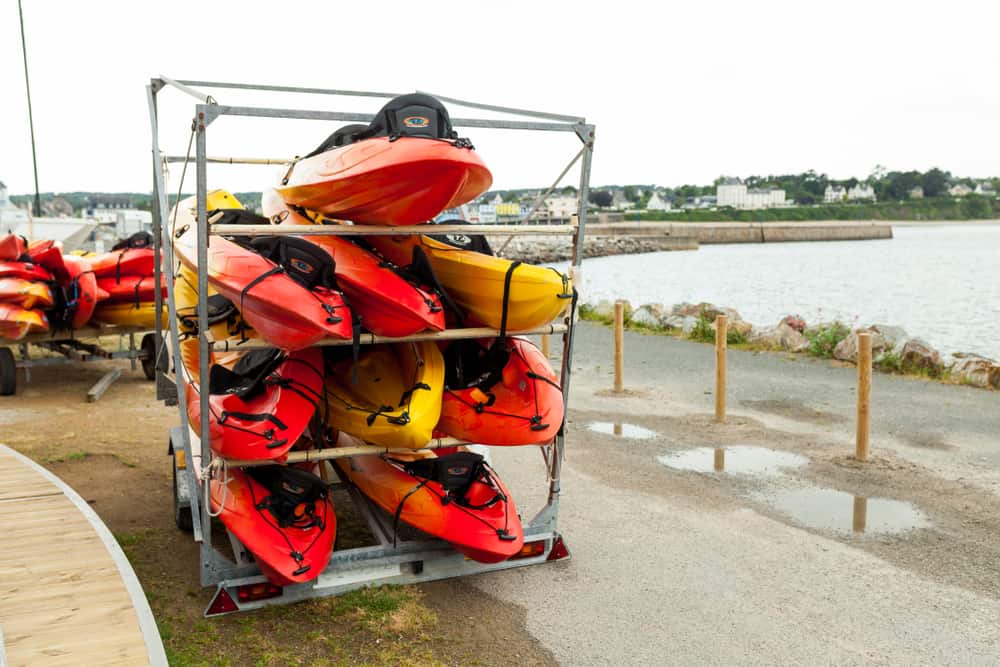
[541,195,578,219]
[610,190,634,210]
[847,183,876,201]
[716,178,784,209]
[495,202,520,218]
[949,184,973,197]
[489,193,504,206]
[974,182,995,196]
[716,178,747,208]
[909,186,924,199]
[478,204,497,223]
[0,180,29,227]
[824,185,847,203]
[646,192,672,211]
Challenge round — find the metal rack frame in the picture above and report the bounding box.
[146,76,594,615]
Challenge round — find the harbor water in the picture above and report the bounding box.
[558,223,1000,359]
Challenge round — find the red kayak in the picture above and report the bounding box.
[183,342,325,461]
[261,190,445,337]
[335,431,524,563]
[437,338,564,446]
[0,304,49,340]
[172,191,353,351]
[0,278,54,309]
[89,247,156,279]
[210,465,335,586]
[61,255,98,330]
[96,275,166,303]
[0,234,27,261]
[25,240,70,283]
[0,261,53,283]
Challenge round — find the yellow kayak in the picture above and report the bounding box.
[324,341,444,449]
[366,234,573,330]
[91,301,166,329]
[174,264,252,342]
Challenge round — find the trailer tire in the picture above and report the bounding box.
[173,456,193,533]
[0,348,16,396]
[141,334,157,381]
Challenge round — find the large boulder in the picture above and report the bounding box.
[663,314,699,334]
[899,338,942,372]
[950,354,1000,388]
[631,303,668,328]
[781,315,807,333]
[699,303,743,323]
[749,322,808,352]
[587,299,632,321]
[834,325,908,363]
[671,302,702,318]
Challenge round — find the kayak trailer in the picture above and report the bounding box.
[147,76,594,615]
[0,325,159,400]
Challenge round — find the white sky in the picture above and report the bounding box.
[1,0,998,195]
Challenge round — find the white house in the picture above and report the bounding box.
[541,195,578,219]
[746,188,785,208]
[974,182,995,196]
[716,178,747,208]
[949,184,972,197]
[848,183,876,201]
[610,190,634,210]
[646,192,672,211]
[909,186,924,199]
[824,185,846,202]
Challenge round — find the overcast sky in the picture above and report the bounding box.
[2,0,998,196]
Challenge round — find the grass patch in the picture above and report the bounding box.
[687,315,747,345]
[804,321,850,358]
[876,350,944,379]
[43,450,92,464]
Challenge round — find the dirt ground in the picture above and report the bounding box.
[0,360,556,666]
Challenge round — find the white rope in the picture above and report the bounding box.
[203,457,228,518]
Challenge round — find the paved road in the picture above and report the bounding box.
[468,323,1000,665]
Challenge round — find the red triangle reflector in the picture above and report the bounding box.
[205,587,239,616]
[547,535,570,561]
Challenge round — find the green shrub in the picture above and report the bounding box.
[805,322,850,358]
[688,315,715,343]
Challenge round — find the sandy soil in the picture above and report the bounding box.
[0,360,555,666]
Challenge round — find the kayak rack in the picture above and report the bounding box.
[148,76,593,615]
[0,326,158,400]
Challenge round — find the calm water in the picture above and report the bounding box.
[560,223,1000,359]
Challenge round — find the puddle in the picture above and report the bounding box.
[587,421,658,440]
[658,446,808,476]
[758,487,930,535]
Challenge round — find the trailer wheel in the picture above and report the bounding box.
[141,334,157,381]
[173,456,193,533]
[0,348,16,396]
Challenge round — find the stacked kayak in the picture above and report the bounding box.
[0,234,104,339]
[177,93,573,581]
[0,235,52,339]
[89,232,167,329]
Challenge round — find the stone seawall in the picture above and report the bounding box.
[488,221,892,263]
[662,220,893,244]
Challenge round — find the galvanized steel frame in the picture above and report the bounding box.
[147,76,594,609]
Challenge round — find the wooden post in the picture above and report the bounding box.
[856,332,872,461]
[613,422,623,437]
[541,334,550,358]
[613,300,624,393]
[715,315,727,422]
[713,448,725,472]
[852,495,868,533]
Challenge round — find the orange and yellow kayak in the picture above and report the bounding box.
[0,304,49,340]
[0,278,54,309]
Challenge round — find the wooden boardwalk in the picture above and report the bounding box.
[0,445,166,666]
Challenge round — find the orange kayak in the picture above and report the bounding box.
[0,278,54,309]
[335,431,523,563]
[276,136,491,225]
[437,338,564,446]
[0,304,49,340]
